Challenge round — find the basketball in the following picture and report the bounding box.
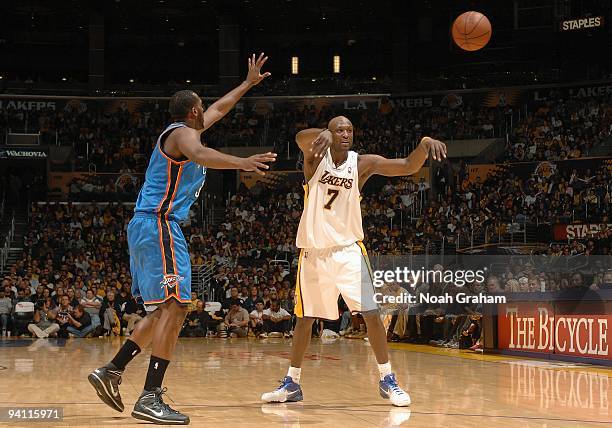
[452,11,492,51]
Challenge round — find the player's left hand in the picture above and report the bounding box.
[422,136,447,161]
[311,129,333,159]
[245,53,271,86]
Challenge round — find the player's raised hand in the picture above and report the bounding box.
[245,53,271,86]
[422,136,447,161]
[311,129,333,158]
[240,152,277,175]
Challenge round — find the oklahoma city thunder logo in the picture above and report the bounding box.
[160,274,184,297]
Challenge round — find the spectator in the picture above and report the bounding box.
[66,305,95,338]
[80,289,102,328]
[263,300,292,338]
[187,291,201,313]
[99,289,122,336]
[0,289,13,336]
[220,298,249,338]
[121,294,145,335]
[55,295,74,338]
[66,287,80,308]
[244,286,260,313]
[249,301,266,338]
[27,297,60,338]
[181,301,210,337]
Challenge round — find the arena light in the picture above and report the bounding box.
[291,56,299,75]
[61,77,67,81]
[333,55,340,74]
[129,78,135,83]
[186,79,191,83]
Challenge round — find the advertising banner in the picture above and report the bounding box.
[468,157,612,183]
[0,147,47,159]
[553,223,612,241]
[498,302,611,360]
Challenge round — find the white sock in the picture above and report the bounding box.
[378,362,392,380]
[287,366,301,384]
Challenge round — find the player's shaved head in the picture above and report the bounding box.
[169,90,200,120]
[328,116,352,130]
[327,116,354,153]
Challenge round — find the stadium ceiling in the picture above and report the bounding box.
[1,0,609,45]
[0,0,392,40]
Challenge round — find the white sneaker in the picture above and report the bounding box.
[379,374,411,407]
[259,332,268,338]
[261,377,303,403]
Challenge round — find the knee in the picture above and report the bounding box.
[296,317,315,329]
[362,311,381,323]
[164,300,189,318]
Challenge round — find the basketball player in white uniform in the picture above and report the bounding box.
[261,116,447,406]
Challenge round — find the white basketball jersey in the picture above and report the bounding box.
[296,150,364,249]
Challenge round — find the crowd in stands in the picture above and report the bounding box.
[1,165,609,347]
[507,94,612,162]
[1,85,611,350]
[2,85,611,175]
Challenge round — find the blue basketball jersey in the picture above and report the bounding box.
[135,122,207,221]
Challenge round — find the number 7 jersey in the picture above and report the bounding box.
[296,149,364,249]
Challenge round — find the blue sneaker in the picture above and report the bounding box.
[261,376,303,403]
[379,373,411,406]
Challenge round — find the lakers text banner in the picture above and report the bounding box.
[2,80,611,117]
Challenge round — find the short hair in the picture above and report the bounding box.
[169,90,200,120]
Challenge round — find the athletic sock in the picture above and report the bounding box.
[144,356,170,391]
[378,362,392,380]
[110,339,141,371]
[287,366,301,384]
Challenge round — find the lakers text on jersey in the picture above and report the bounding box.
[296,150,364,249]
[294,149,377,319]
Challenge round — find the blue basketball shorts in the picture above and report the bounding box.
[128,212,191,306]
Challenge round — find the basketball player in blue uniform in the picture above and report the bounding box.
[88,53,275,425]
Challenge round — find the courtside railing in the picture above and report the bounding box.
[0,213,15,273]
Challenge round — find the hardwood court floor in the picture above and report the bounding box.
[0,336,610,427]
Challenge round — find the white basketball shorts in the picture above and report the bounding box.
[294,242,378,320]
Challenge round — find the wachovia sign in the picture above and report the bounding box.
[0,149,47,159]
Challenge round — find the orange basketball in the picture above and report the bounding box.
[452,11,492,51]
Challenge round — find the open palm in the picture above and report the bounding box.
[246,53,271,86]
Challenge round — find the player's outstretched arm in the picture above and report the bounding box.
[176,128,276,175]
[359,136,446,181]
[200,53,271,132]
